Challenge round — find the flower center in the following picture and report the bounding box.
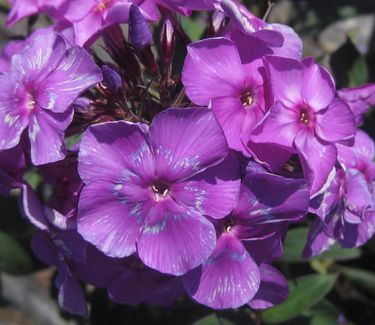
[96,0,113,11]
[299,107,314,126]
[223,218,235,233]
[240,91,254,107]
[152,180,169,201]
[25,92,36,111]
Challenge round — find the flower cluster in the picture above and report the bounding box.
[1,0,375,317]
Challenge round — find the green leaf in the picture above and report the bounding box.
[193,314,221,325]
[338,266,375,295]
[304,300,339,325]
[262,274,337,324]
[181,17,205,41]
[282,227,308,262]
[282,227,360,262]
[0,231,34,275]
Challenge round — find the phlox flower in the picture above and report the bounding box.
[182,37,267,155]
[251,56,356,194]
[337,83,375,126]
[183,161,309,309]
[304,130,375,257]
[77,107,240,275]
[6,0,66,26]
[0,29,102,165]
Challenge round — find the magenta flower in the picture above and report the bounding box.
[77,107,240,275]
[183,164,309,309]
[6,0,67,26]
[251,56,356,194]
[182,37,266,155]
[63,0,187,46]
[219,0,302,62]
[337,83,375,126]
[304,131,375,257]
[0,29,102,165]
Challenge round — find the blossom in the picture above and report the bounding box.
[182,37,266,155]
[183,163,309,309]
[62,0,187,47]
[0,144,26,195]
[251,56,356,194]
[6,0,67,26]
[304,131,375,257]
[77,107,240,275]
[0,29,102,165]
[337,83,375,126]
[20,184,89,316]
[219,0,302,61]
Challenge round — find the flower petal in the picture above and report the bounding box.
[171,151,241,219]
[37,46,102,113]
[138,197,216,275]
[263,55,303,107]
[78,121,154,184]
[149,107,228,182]
[302,62,335,111]
[251,101,299,149]
[248,264,288,310]
[182,38,246,105]
[295,129,337,195]
[28,107,73,165]
[78,179,152,258]
[315,99,356,143]
[183,234,260,309]
[0,74,29,150]
[234,172,309,224]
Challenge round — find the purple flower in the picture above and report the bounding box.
[0,29,102,165]
[0,40,25,73]
[183,165,309,309]
[20,184,89,316]
[304,130,375,257]
[219,0,302,61]
[40,156,83,229]
[182,37,266,155]
[251,56,356,195]
[108,255,184,306]
[6,0,67,26]
[77,107,240,275]
[337,83,375,126]
[0,144,26,195]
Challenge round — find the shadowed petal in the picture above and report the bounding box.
[183,234,260,309]
[138,197,216,275]
[295,129,337,195]
[248,264,288,310]
[251,101,299,149]
[172,152,241,219]
[234,169,309,224]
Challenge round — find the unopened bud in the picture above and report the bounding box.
[129,5,152,49]
[102,65,123,92]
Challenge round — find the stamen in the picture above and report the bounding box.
[240,91,254,107]
[152,180,169,201]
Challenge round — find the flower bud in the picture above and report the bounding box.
[129,5,152,49]
[102,65,123,93]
